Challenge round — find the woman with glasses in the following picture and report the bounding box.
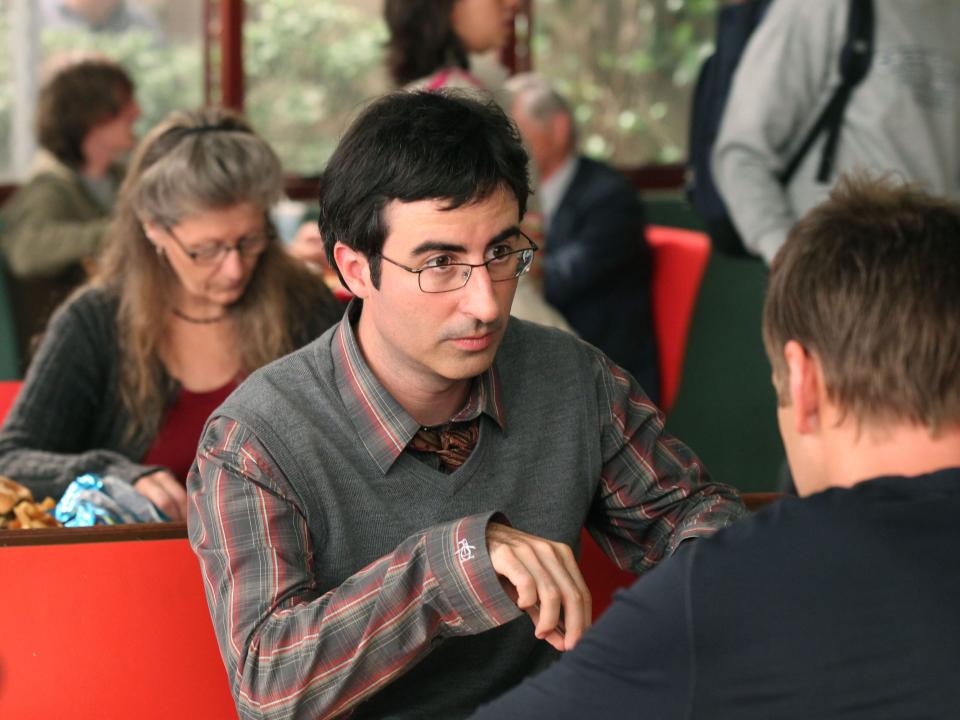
[0,108,342,521]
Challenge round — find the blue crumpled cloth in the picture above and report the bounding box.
[54,474,168,526]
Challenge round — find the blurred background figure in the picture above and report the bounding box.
[0,108,342,521]
[0,57,139,362]
[384,0,518,92]
[507,73,658,402]
[41,0,161,36]
[713,0,960,265]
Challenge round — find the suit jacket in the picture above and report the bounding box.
[543,156,658,402]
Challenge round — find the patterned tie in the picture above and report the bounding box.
[409,420,480,473]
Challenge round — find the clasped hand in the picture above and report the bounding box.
[486,522,592,652]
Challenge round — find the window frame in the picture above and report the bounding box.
[0,0,683,203]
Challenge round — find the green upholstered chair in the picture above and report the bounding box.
[0,256,23,381]
[643,194,785,492]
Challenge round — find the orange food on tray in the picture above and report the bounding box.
[0,476,61,529]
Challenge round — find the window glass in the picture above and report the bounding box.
[531,0,717,164]
[0,0,203,181]
[244,0,389,176]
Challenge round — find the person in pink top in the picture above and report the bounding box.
[385,0,519,91]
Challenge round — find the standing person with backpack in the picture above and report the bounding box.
[710,0,959,265]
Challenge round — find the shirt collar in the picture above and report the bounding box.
[539,154,579,229]
[332,300,505,474]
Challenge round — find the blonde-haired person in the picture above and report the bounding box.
[0,108,342,520]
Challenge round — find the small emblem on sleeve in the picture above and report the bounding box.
[456,538,476,562]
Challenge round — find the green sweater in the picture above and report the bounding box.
[0,150,114,279]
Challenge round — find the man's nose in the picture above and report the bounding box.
[460,265,501,324]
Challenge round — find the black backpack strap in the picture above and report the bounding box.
[779,0,874,185]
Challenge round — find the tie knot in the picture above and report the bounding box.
[409,420,479,473]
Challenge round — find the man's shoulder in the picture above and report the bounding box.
[224,326,339,417]
[502,316,587,350]
[695,470,960,576]
[499,318,601,373]
[566,156,641,212]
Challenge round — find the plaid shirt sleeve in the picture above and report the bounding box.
[589,353,748,574]
[187,416,522,720]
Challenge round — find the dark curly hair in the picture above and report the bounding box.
[318,90,531,288]
[384,0,469,86]
[35,58,135,169]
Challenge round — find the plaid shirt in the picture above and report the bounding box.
[188,306,745,720]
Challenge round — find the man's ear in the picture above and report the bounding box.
[784,340,823,435]
[333,242,373,299]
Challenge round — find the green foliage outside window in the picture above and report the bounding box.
[0,4,201,179]
[534,0,717,164]
[244,0,389,176]
[41,27,203,136]
[0,0,718,178]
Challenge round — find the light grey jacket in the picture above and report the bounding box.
[713,0,960,264]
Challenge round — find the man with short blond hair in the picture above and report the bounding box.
[472,175,960,719]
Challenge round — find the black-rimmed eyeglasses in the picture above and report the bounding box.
[379,232,538,294]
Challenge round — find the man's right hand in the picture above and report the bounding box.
[134,470,188,521]
[486,522,592,652]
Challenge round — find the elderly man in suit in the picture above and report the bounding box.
[506,73,658,402]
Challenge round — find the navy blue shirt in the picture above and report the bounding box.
[473,469,960,719]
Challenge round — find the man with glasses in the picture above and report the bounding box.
[188,91,744,720]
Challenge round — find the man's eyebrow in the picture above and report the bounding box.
[487,226,521,247]
[408,226,521,257]
[410,240,467,257]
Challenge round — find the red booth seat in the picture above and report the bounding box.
[579,225,711,620]
[0,535,237,719]
[646,225,711,413]
[0,380,21,423]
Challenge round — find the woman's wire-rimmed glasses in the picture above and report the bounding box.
[379,232,539,293]
[164,223,273,266]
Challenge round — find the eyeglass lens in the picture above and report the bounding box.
[419,249,533,293]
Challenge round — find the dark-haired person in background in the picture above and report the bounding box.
[471,175,960,719]
[384,0,518,91]
[188,91,744,720]
[0,57,138,356]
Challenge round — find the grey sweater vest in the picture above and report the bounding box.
[218,319,609,718]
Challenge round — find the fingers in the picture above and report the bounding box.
[487,523,593,651]
[134,472,188,521]
[524,605,566,652]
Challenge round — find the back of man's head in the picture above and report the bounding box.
[317,90,530,286]
[763,174,960,432]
